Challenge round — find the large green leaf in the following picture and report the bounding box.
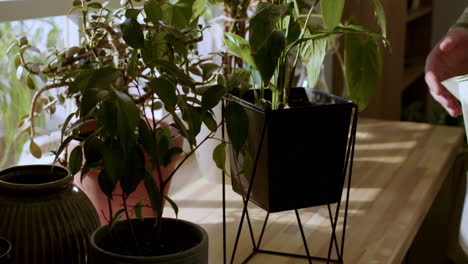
[320,0,345,30]
[141,33,169,67]
[190,0,207,23]
[98,169,116,199]
[155,60,195,89]
[225,102,248,155]
[201,85,226,110]
[300,30,327,89]
[345,34,382,111]
[212,142,226,171]
[224,33,256,68]
[149,77,177,112]
[120,146,145,196]
[161,0,196,30]
[144,0,163,25]
[69,146,83,176]
[120,18,145,49]
[249,2,292,53]
[227,68,252,92]
[369,0,387,38]
[99,141,126,198]
[253,30,286,84]
[114,89,140,134]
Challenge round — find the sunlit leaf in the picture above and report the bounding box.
[345,34,382,111]
[369,0,387,38]
[224,33,256,68]
[29,139,42,159]
[212,142,226,171]
[320,0,345,30]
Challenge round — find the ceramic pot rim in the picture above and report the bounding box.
[0,236,11,259]
[90,217,208,261]
[0,165,72,193]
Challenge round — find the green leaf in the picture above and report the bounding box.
[201,85,226,110]
[227,68,252,91]
[101,141,125,194]
[202,111,217,132]
[162,0,197,30]
[120,18,145,49]
[155,60,195,89]
[345,34,381,111]
[69,146,83,175]
[253,30,286,84]
[98,169,116,199]
[29,139,42,159]
[155,126,172,167]
[125,8,141,19]
[138,119,154,159]
[320,0,345,30]
[68,70,93,95]
[181,106,203,142]
[225,102,248,155]
[224,33,256,68]
[84,136,103,164]
[120,146,145,196]
[127,49,138,79]
[212,143,226,171]
[150,77,177,112]
[142,33,169,67]
[165,195,179,217]
[369,0,387,38]
[249,2,292,53]
[113,89,141,148]
[144,0,163,25]
[87,2,102,9]
[191,0,207,23]
[200,63,219,81]
[300,29,327,89]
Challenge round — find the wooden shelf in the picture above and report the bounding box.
[407,6,432,23]
[403,62,425,90]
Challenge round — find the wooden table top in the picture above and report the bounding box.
[166,118,464,264]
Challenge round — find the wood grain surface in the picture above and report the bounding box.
[166,118,464,264]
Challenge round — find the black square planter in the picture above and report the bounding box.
[228,88,356,213]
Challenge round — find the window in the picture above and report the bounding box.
[0,0,81,168]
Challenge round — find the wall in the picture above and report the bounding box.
[432,0,467,46]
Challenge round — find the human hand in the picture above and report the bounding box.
[425,28,468,117]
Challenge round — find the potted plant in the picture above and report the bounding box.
[211,0,388,212]
[12,0,225,262]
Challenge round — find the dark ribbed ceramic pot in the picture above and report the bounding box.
[0,237,11,264]
[0,165,100,264]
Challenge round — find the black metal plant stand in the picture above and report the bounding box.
[222,103,359,264]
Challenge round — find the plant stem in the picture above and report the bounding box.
[29,83,69,138]
[123,195,139,252]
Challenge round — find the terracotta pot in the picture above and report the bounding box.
[0,165,100,263]
[74,120,184,225]
[88,218,208,264]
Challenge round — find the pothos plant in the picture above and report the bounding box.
[223,0,388,110]
[210,0,388,174]
[11,0,225,255]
